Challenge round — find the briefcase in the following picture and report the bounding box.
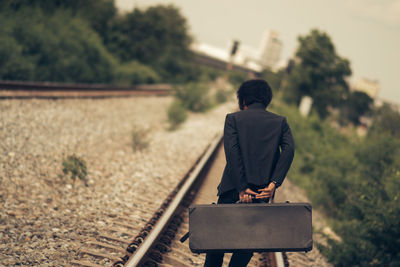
[188,203,312,253]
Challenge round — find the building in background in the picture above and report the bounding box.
[234,30,283,71]
[190,29,283,74]
[259,30,282,70]
[190,42,262,74]
[351,78,380,99]
[233,43,262,72]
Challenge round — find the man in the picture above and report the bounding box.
[204,79,295,267]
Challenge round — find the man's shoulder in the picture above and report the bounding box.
[227,110,286,121]
[264,110,286,120]
[226,110,240,117]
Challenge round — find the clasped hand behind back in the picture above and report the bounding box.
[239,182,276,203]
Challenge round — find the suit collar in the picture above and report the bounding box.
[247,102,266,110]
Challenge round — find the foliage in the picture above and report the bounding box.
[0,0,117,40]
[272,102,357,217]
[0,9,116,83]
[339,91,373,125]
[214,89,230,104]
[167,100,187,130]
[324,134,400,266]
[271,102,400,266]
[369,104,400,138]
[174,83,212,112]
[131,126,150,152]
[228,71,249,88]
[284,29,352,119]
[260,69,284,93]
[0,29,34,80]
[0,2,204,84]
[168,80,228,131]
[62,155,87,182]
[198,66,224,82]
[114,61,160,85]
[106,5,193,83]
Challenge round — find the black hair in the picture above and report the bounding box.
[237,79,273,110]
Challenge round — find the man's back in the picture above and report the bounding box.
[218,102,294,195]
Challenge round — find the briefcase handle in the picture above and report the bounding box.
[236,190,275,204]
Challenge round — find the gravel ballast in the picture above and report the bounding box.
[0,96,235,266]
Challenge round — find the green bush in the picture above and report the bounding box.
[369,104,400,138]
[105,5,192,83]
[167,100,187,130]
[0,3,219,85]
[174,83,211,112]
[132,125,150,152]
[271,102,400,266]
[260,69,284,93]
[214,89,230,104]
[0,8,116,83]
[198,66,224,82]
[228,71,248,88]
[62,155,87,183]
[114,61,160,85]
[271,102,357,215]
[0,33,34,80]
[321,134,400,266]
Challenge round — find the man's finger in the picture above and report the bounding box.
[246,194,252,203]
[245,189,258,195]
[255,192,271,198]
[258,188,272,192]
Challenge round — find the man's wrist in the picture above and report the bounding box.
[238,182,248,192]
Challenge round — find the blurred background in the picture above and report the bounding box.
[1,0,399,266]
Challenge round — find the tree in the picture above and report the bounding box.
[260,69,284,93]
[0,0,117,39]
[369,104,400,138]
[340,91,373,125]
[0,31,34,80]
[285,29,352,118]
[0,9,116,83]
[105,5,193,82]
[0,2,202,84]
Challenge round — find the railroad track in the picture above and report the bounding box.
[70,134,291,267]
[0,80,171,99]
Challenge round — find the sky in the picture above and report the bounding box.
[115,0,400,104]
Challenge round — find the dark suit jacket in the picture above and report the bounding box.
[217,102,295,195]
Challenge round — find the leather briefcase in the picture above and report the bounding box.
[188,202,312,253]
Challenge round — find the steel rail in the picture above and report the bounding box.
[275,252,286,267]
[125,134,222,267]
[0,80,172,99]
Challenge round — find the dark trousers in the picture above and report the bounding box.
[204,187,269,267]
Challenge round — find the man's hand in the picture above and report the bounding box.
[239,188,258,203]
[256,182,276,199]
